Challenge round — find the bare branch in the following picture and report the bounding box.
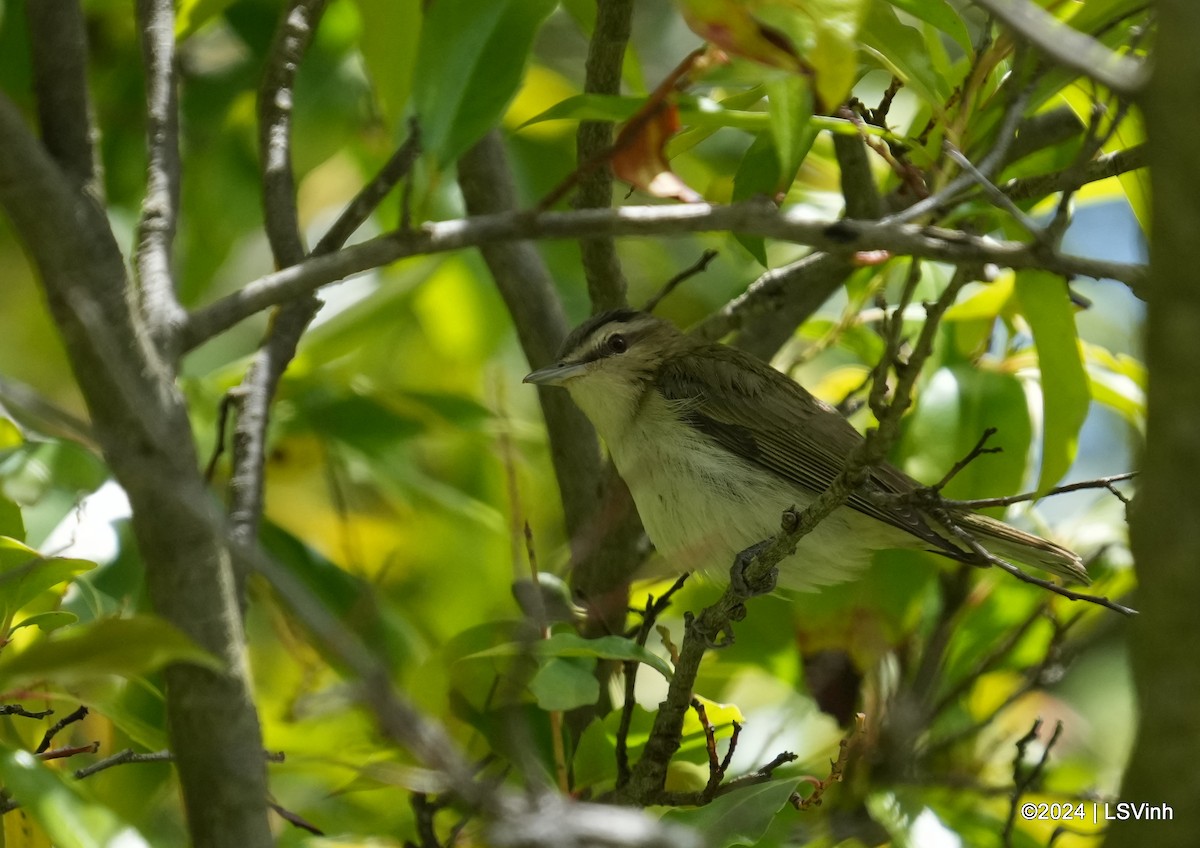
[228,0,328,566]
[1003,143,1148,202]
[943,471,1137,509]
[574,0,634,311]
[973,0,1147,97]
[135,0,187,348]
[74,748,174,780]
[179,202,1147,351]
[25,0,103,197]
[0,92,274,848]
[642,249,719,313]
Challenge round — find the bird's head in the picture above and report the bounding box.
[523,310,686,437]
[523,309,683,390]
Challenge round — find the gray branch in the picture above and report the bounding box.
[0,94,273,848]
[134,0,187,349]
[228,0,328,566]
[179,200,1147,351]
[25,0,103,198]
[972,0,1147,97]
[574,0,633,311]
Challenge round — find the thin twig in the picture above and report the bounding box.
[944,471,1137,509]
[932,427,1001,492]
[890,51,1038,226]
[36,705,88,754]
[943,143,1041,235]
[1003,718,1065,847]
[615,573,690,788]
[643,249,719,313]
[926,505,1136,615]
[74,748,174,779]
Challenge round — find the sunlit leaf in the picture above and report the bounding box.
[0,537,94,621]
[1016,272,1091,492]
[0,747,151,848]
[12,610,76,633]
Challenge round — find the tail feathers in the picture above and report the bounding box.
[953,512,1090,585]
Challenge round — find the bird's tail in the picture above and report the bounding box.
[952,512,1090,585]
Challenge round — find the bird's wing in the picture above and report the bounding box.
[655,345,972,559]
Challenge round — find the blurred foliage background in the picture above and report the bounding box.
[0,0,1147,845]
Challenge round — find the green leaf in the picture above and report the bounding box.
[0,537,94,620]
[0,490,23,541]
[176,0,238,40]
[731,133,781,266]
[468,633,674,680]
[884,0,971,52]
[804,0,868,109]
[12,610,77,633]
[0,746,151,848]
[1015,272,1091,492]
[899,365,1033,500]
[859,2,952,106]
[517,93,646,128]
[413,0,557,165]
[353,0,421,125]
[528,656,600,711]
[0,616,221,688]
[662,777,798,848]
[765,77,815,184]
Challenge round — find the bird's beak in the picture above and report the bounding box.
[523,361,588,386]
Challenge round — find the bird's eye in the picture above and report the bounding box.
[607,334,627,354]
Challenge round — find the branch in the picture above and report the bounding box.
[574,0,634,311]
[179,201,1147,351]
[227,0,328,563]
[459,132,646,608]
[0,93,274,848]
[1003,143,1148,202]
[258,0,326,267]
[25,0,103,197]
[74,748,173,780]
[135,0,187,348]
[944,471,1137,510]
[973,0,1147,97]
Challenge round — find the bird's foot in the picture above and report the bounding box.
[731,540,777,598]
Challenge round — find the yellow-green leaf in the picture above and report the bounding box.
[1015,272,1092,492]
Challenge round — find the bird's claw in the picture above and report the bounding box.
[731,540,777,597]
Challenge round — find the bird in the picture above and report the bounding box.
[523,308,1088,592]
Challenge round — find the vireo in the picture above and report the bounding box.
[524,309,1087,591]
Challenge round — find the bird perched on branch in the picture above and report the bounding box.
[524,309,1088,592]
